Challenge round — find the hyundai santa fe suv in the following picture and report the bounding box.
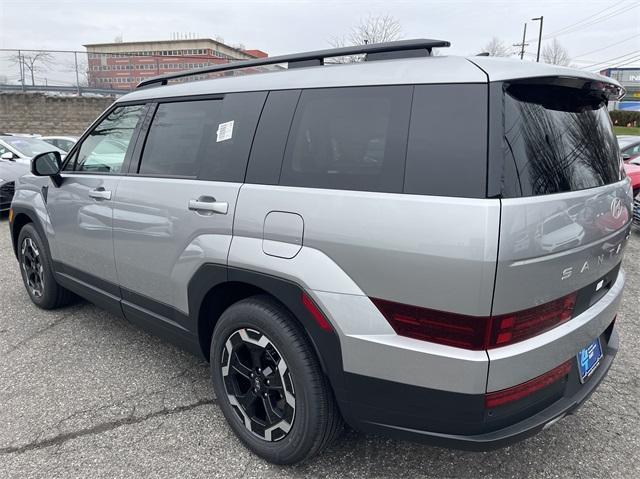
[9,39,631,464]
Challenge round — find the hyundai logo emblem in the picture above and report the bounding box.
[610,197,623,219]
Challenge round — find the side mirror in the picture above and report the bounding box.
[1,151,15,161]
[31,151,62,187]
[622,153,631,161]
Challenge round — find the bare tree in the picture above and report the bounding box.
[9,51,55,86]
[542,39,571,66]
[480,37,510,57]
[329,14,403,62]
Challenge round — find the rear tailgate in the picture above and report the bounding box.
[486,76,632,391]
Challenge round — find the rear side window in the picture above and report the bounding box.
[405,84,487,198]
[504,83,621,196]
[280,86,412,193]
[138,92,266,181]
[139,100,221,177]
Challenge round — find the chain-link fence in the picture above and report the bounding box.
[0,48,276,96]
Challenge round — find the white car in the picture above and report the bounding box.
[0,135,65,165]
[40,136,78,152]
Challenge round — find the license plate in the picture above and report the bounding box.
[576,338,603,383]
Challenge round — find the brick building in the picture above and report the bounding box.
[85,38,268,90]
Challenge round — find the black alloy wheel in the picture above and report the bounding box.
[221,327,296,442]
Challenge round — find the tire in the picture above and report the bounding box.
[210,295,343,464]
[17,223,74,309]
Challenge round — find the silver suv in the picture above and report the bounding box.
[9,40,631,464]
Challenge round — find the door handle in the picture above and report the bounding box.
[188,198,228,215]
[88,188,112,200]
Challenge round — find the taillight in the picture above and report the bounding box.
[486,293,576,348]
[372,292,577,350]
[371,298,489,350]
[484,360,572,408]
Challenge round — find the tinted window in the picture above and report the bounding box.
[246,90,300,185]
[404,84,487,198]
[139,92,266,181]
[199,91,267,182]
[71,105,145,173]
[505,83,621,196]
[139,100,221,177]
[280,86,412,192]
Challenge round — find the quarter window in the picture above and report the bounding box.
[404,84,487,198]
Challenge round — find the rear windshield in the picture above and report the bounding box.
[504,83,621,196]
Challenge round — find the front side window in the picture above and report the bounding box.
[70,105,145,173]
[280,86,412,193]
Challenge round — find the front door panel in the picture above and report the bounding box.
[46,174,120,283]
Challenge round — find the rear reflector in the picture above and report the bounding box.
[371,292,577,350]
[485,360,572,408]
[301,293,333,332]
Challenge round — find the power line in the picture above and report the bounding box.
[580,49,640,70]
[527,1,638,44]
[573,33,640,59]
[528,0,627,42]
[610,53,640,68]
[544,3,639,41]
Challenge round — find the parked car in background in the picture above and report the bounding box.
[625,162,640,225]
[41,136,78,153]
[0,135,65,165]
[624,163,640,197]
[0,160,29,211]
[618,135,640,163]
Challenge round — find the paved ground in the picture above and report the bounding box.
[0,214,639,479]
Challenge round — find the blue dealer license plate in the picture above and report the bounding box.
[576,338,603,383]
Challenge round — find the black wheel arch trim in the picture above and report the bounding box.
[9,205,51,261]
[188,263,348,405]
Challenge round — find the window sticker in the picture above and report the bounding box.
[216,120,234,142]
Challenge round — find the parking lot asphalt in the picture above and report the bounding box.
[0,214,639,479]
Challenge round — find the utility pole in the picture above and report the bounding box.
[532,16,544,62]
[513,23,529,60]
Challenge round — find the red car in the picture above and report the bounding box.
[624,162,640,197]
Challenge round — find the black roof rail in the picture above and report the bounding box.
[136,38,450,89]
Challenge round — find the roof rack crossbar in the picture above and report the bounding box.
[136,38,450,89]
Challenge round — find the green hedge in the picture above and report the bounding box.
[610,110,640,127]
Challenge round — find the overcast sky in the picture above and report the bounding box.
[0,0,638,72]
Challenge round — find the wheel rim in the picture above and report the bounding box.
[221,328,295,442]
[21,237,44,298]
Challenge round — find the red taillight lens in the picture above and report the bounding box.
[370,298,489,350]
[486,293,577,349]
[484,360,572,408]
[372,292,577,350]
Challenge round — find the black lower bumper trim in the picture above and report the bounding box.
[342,327,618,451]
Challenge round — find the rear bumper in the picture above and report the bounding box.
[340,322,618,451]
